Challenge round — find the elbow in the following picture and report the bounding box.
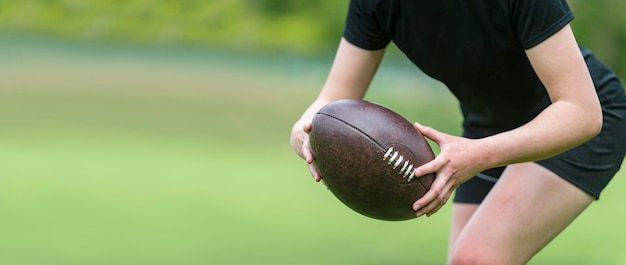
[590,112,603,138]
[579,91,603,140]
[585,105,603,140]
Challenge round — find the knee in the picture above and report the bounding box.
[448,245,509,265]
[448,249,484,265]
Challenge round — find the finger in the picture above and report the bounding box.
[412,158,447,213]
[425,181,456,217]
[302,138,314,164]
[413,187,442,216]
[414,122,441,142]
[413,171,448,212]
[415,189,447,218]
[412,159,440,180]
[308,163,322,182]
[301,133,322,182]
[304,149,321,182]
[303,122,312,133]
[303,148,314,164]
[418,199,443,218]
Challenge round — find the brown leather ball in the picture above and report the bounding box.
[309,99,436,221]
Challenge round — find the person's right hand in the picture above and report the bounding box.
[290,120,322,182]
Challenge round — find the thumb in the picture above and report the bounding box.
[414,122,441,142]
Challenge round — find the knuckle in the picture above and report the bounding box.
[429,191,443,203]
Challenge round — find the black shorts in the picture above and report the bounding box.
[454,100,626,204]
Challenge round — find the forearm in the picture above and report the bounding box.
[479,99,602,169]
[477,24,603,169]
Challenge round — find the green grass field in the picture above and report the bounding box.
[0,37,624,265]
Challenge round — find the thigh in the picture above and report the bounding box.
[451,162,594,265]
[448,203,478,261]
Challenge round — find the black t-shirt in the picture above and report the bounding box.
[343,0,624,138]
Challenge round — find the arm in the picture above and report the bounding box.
[412,24,602,216]
[479,24,601,166]
[290,38,386,180]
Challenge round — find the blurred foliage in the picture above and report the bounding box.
[0,0,624,77]
[569,0,626,79]
[0,0,348,54]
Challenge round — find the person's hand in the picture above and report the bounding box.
[290,120,322,182]
[411,122,486,217]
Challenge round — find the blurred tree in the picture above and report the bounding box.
[0,0,623,76]
[254,0,317,16]
[569,0,626,78]
[246,0,348,52]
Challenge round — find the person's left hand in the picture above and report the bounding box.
[411,122,488,217]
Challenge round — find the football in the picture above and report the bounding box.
[309,99,436,221]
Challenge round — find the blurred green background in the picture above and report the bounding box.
[1,1,625,264]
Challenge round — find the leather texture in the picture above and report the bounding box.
[309,99,435,221]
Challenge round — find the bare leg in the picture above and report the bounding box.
[448,162,593,265]
[448,203,479,261]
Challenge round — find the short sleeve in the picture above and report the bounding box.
[510,0,574,49]
[343,0,391,50]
